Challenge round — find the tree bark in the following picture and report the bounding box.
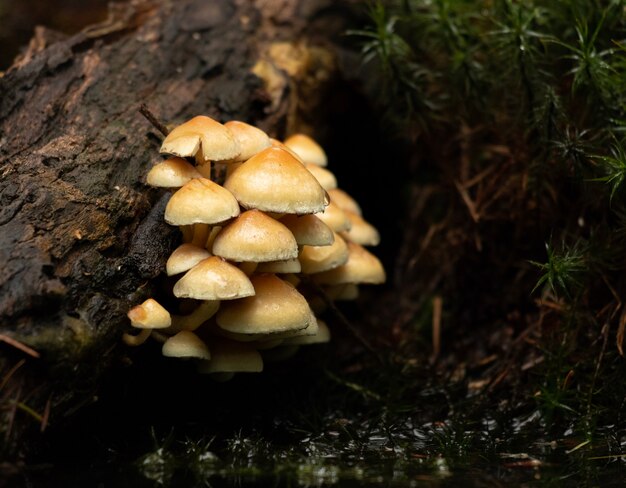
[0,0,356,453]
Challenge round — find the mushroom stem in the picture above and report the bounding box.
[167,300,221,333]
[191,223,210,248]
[238,261,258,276]
[122,329,152,346]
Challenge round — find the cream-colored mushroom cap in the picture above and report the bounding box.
[165,178,240,225]
[166,244,212,276]
[216,274,310,335]
[173,256,255,300]
[212,209,298,262]
[224,121,271,161]
[127,298,171,329]
[257,257,301,274]
[284,320,331,345]
[223,147,327,214]
[279,214,334,246]
[160,115,241,161]
[146,157,202,187]
[299,232,349,274]
[315,201,351,232]
[328,188,362,216]
[340,211,380,246]
[313,242,386,285]
[284,134,327,166]
[269,138,305,163]
[197,340,263,373]
[305,164,337,190]
[162,330,210,359]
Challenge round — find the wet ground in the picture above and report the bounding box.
[8,330,626,488]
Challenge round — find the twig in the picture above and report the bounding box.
[139,104,169,137]
[41,394,52,432]
[0,335,40,358]
[429,295,442,364]
[0,359,26,392]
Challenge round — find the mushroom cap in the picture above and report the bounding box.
[305,163,337,190]
[256,257,301,274]
[146,157,202,187]
[313,242,386,285]
[216,274,311,335]
[160,115,241,161]
[325,283,359,301]
[166,244,212,276]
[173,256,255,300]
[162,330,210,359]
[340,211,380,246]
[315,201,351,232]
[269,138,305,163]
[299,232,349,274]
[212,209,298,262]
[197,340,263,373]
[224,121,271,161]
[279,214,335,246]
[284,320,331,345]
[127,298,171,329]
[223,147,328,214]
[283,134,328,166]
[328,188,362,216]
[165,178,240,225]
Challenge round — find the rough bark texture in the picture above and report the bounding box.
[0,0,358,453]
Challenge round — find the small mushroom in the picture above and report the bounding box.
[315,201,351,233]
[146,157,202,187]
[283,134,328,167]
[162,330,210,359]
[305,163,337,190]
[166,244,212,276]
[328,188,362,216]
[124,298,172,346]
[279,214,334,247]
[339,211,380,247]
[313,242,386,285]
[299,232,349,274]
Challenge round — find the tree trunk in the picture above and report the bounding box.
[0,0,356,453]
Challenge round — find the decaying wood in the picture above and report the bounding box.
[0,0,353,453]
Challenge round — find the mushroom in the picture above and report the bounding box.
[166,244,212,276]
[146,157,202,187]
[223,147,328,214]
[283,320,331,345]
[216,274,311,336]
[279,214,334,247]
[339,211,380,246]
[164,178,240,226]
[299,232,349,274]
[256,257,301,274]
[313,242,386,285]
[124,298,172,346]
[211,209,298,262]
[196,339,263,377]
[224,121,271,162]
[328,188,362,216]
[173,256,255,301]
[162,330,210,359]
[283,134,328,166]
[314,201,351,233]
[305,163,337,190]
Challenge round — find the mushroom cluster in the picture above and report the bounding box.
[125,116,385,380]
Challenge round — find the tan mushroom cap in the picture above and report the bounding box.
[328,188,362,216]
[325,283,359,301]
[146,157,202,187]
[173,256,255,300]
[197,340,263,373]
[256,257,301,274]
[212,209,298,262]
[160,115,241,161]
[313,242,386,285]
[284,320,331,345]
[315,201,351,232]
[224,121,271,162]
[223,147,328,214]
[305,164,337,190]
[162,330,210,359]
[269,138,305,163]
[165,178,240,226]
[279,214,334,247]
[299,232,349,274]
[127,298,171,329]
[216,274,311,335]
[166,244,212,276]
[340,211,380,246]
[283,134,328,166]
